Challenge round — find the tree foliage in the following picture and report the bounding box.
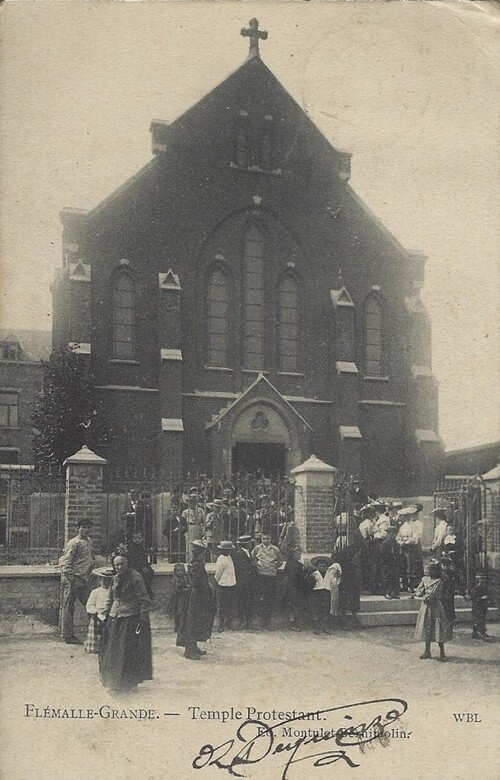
[32,347,108,466]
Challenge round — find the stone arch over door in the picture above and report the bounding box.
[228,399,300,475]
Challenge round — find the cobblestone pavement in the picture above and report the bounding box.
[1,618,499,780]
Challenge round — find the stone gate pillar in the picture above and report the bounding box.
[63,446,107,548]
[291,454,337,554]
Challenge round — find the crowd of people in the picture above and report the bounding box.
[57,490,491,692]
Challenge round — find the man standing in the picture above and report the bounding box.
[251,533,282,629]
[182,492,205,562]
[380,526,400,599]
[214,541,237,632]
[278,509,301,562]
[396,504,424,593]
[232,535,256,630]
[59,518,94,644]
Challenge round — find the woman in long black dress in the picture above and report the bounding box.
[176,539,216,660]
[100,553,153,692]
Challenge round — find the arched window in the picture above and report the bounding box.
[112,272,135,359]
[207,269,229,367]
[243,225,265,369]
[278,275,299,372]
[364,295,385,376]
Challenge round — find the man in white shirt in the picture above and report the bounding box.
[396,504,424,592]
[430,508,449,557]
[59,518,95,644]
[214,541,236,631]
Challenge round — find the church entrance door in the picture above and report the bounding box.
[232,443,286,477]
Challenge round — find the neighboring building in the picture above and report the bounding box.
[52,20,442,493]
[443,442,500,479]
[0,329,51,465]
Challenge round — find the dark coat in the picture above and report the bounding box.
[232,549,255,585]
[176,559,216,647]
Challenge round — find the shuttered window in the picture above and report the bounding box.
[279,276,299,372]
[113,273,135,359]
[243,226,265,369]
[207,269,229,367]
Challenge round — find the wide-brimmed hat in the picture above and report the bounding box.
[398,505,419,516]
[310,556,331,568]
[191,539,207,550]
[389,501,403,510]
[237,535,253,544]
[431,508,447,519]
[211,499,224,507]
[217,540,235,551]
[92,566,115,578]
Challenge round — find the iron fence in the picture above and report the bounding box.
[0,466,65,564]
[433,475,488,594]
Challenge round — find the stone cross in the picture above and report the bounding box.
[241,18,268,59]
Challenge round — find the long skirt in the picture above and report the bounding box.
[414,601,453,643]
[101,615,153,691]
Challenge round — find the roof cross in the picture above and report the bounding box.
[241,18,268,60]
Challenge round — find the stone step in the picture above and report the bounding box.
[360,607,499,627]
[359,595,468,613]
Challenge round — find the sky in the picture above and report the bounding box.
[0,0,498,452]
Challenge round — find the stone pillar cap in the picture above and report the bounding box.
[291,454,337,475]
[63,445,107,466]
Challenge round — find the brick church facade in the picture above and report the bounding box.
[52,20,442,494]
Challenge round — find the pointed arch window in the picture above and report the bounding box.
[243,225,265,369]
[278,275,299,372]
[207,269,229,367]
[112,272,135,359]
[364,295,385,376]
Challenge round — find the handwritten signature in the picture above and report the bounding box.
[192,698,408,779]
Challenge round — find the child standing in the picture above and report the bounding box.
[169,562,191,632]
[84,567,114,668]
[307,557,332,635]
[323,554,342,629]
[471,572,490,641]
[414,561,452,661]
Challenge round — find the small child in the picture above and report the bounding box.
[169,562,191,632]
[414,560,452,661]
[307,557,332,635]
[471,572,490,641]
[323,553,342,629]
[84,567,114,666]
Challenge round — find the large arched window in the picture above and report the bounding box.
[112,272,135,359]
[207,269,229,367]
[364,295,385,376]
[278,275,299,372]
[243,225,265,369]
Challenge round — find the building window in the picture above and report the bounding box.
[2,342,19,360]
[0,392,18,428]
[207,269,229,367]
[243,225,265,369]
[278,275,299,372]
[235,129,248,168]
[0,449,19,465]
[364,295,385,376]
[112,273,135,359]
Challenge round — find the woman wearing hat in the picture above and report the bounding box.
[414,560,452,661]
[176,540,217,659]
[430,508,449,559]
[396,505,424,593]
[84,566,114,667]
[100,552,153,692]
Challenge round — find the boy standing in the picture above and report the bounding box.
[252,533,282,629]
[214,541,237,632]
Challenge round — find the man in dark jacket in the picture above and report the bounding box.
[232,535,256,630]
[380,526,400,599]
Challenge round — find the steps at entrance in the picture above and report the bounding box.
[358,594,499,627]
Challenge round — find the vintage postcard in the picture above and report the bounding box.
[0,2,498,779]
